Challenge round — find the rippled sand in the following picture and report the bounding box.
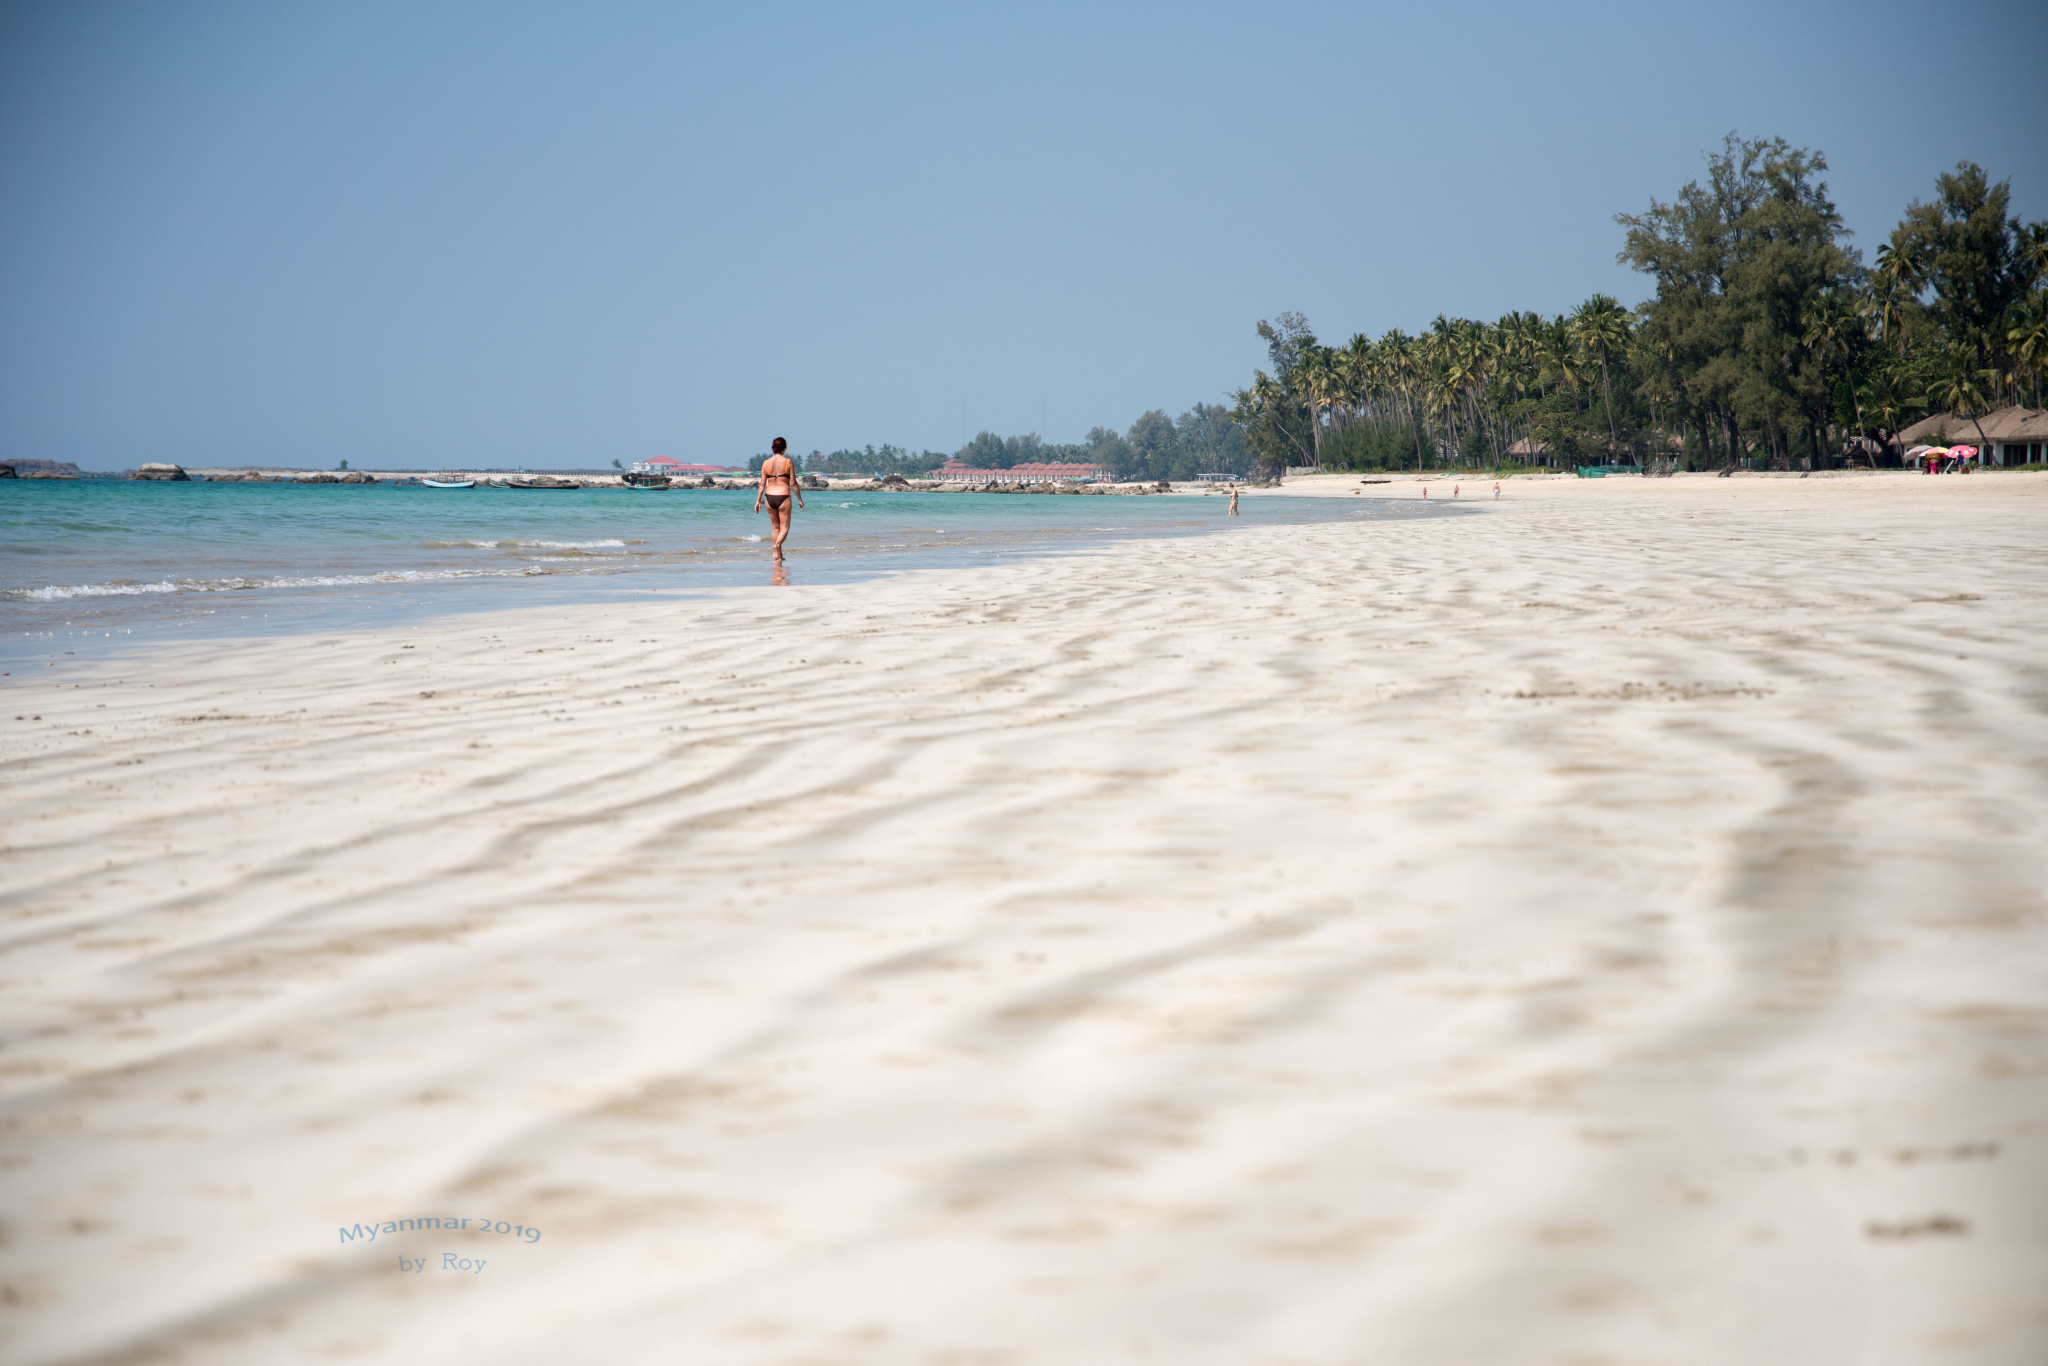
[5,473,2045,1365]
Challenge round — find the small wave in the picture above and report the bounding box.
[12,580,181,601]
[6,567,550,602]
[738,534,762,543]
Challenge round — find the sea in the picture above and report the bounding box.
[2,480,1453,665]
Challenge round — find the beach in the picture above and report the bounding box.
[4,472,2045,1364]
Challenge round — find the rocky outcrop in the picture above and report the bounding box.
[133,463,190,481]
[207,470,275,482]
[294,471,377,484]
[799,473,828,489]
[1,459,84,479]
[509,475,576,488]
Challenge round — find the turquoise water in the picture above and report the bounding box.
[2,480,1450,660]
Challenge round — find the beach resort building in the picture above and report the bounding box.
[1896,407,2048,466]
[931,459,1109,484]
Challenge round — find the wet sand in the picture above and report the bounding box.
[4,472,2045,1365]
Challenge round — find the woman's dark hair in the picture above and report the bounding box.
[771,437,787,454]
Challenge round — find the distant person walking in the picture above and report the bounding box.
[755,437,804,561]
[1228,483,1240,517]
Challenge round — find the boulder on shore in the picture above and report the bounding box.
[133,463,190,481]
[207,470,273,482]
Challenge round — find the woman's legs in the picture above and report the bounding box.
[769,502,792,558]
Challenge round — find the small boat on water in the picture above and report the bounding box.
[422,475,475,489]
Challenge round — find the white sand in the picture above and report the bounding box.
[5,474,2045,1365]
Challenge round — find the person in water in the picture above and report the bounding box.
[1228,483,1240,516]
[754,437,804,561]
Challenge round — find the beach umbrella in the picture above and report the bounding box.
[1950,445,1977,458]
[1905,445,1935,457]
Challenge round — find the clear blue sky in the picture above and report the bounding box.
[3,1,2043,470]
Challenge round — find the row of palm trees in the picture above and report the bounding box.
[1233,298,1642,472]
[1237,278,2048,474]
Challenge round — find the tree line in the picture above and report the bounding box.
[753,403,1253,482]
[1232,136,2047,473]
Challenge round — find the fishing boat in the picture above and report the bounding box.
[422,475,475,489]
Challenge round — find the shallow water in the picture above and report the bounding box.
[1,480,1450,662]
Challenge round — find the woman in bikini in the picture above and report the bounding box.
[754,437,804,561]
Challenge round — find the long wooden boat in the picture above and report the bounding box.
[422,478,475,489]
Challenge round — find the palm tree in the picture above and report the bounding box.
[1570,295,1632,449]
[1802,288,1864,450]
[1930,344,1998,453]
[1381,330,1424,469]
[2008,296,2048,409]
[1540,317,1580,408]
[1858,373,1916,446]
[1296,345,1345,466]
[1874,242,1922,299]
[1343,333,1376,426]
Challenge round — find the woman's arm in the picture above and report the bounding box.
[754,466,766,512]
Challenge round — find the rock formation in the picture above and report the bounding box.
[132,463,190,481]
[0,460,84,479]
